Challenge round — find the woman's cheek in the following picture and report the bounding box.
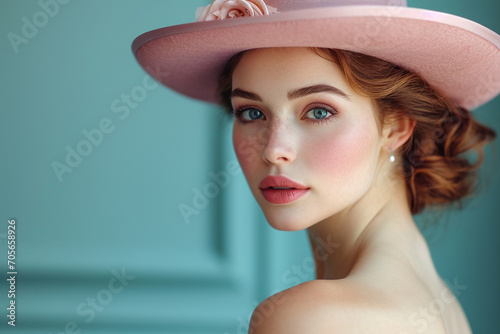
[232,127,262,175]
[303,121,379,181]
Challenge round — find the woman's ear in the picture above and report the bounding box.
[382,116,416,151]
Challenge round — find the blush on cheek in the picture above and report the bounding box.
[232,129,262,177]
[303,120,379,182]
[233,124,274,168]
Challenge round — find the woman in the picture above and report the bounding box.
[133,0,500,332]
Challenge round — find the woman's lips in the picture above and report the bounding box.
[259,175,309,204]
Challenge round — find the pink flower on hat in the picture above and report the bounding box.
[196,0,278,22]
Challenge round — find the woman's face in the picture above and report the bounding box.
[231,48,386,231]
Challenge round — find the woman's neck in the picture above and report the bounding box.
[306,175,416,280]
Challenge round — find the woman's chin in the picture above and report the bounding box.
[260,208,313,231]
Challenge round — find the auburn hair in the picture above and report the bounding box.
[217,48,496,214]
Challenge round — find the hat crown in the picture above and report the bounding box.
[265,0,407,11]
[265,0,407,12]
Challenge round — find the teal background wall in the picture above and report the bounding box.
[0,0,498,333]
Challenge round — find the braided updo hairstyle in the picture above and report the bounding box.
[218,48,496,214]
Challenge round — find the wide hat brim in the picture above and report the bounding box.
[132,4,500,110]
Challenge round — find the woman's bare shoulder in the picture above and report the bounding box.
[248,279,447,334]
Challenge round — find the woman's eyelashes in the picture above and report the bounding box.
[233,107,265,123]
[232,103,338,124]
[303,104,337,124]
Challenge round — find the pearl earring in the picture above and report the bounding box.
[389,148,395,163]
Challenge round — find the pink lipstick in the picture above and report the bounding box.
[259,175,309,204]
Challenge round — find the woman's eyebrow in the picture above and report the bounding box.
[231,84,351,102]
[231,88,263,101]
[288,84,351,100]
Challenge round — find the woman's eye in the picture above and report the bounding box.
[238,108,264,121]
[305,107,333,120]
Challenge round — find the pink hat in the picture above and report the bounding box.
[132,0,500,110]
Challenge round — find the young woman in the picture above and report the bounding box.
[133,0,500,332]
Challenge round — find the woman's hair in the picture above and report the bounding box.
[217,48,496,214]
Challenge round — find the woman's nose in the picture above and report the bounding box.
[261,121,296,165]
